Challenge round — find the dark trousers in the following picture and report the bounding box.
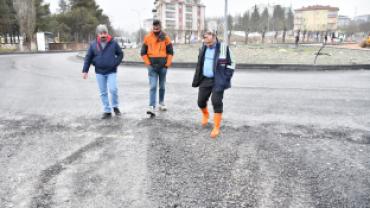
[198,77,224,113]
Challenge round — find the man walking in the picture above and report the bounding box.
[141,20,174,115]
[295,33,300,48]
[192,31,236,138]
[82,24,124,119]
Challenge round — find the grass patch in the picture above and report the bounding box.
[0,47,15,52]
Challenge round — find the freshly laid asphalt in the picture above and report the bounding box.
[0,53,370,207]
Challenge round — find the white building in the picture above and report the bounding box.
[338,15,351,27]
[353,14,370,22]
[152,0,206,43]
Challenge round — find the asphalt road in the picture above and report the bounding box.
[0,53,370,208]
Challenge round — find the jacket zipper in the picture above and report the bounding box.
[150,43,153,51]
[159,43,162,52]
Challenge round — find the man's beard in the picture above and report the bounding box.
[154,31,161,36]
[100,37,107,42]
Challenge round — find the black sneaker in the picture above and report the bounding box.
[101,113,112,119]
[113,108,121,116]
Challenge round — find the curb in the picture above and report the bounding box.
[0,50,86,55]
[76,54,370,70]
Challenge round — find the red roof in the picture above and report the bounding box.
[294,5,339,12]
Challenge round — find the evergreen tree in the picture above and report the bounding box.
[0,0,13,38]
[58,0,70,14]
[273,5,285,31]
[0,0,20,43]
[287,8,294,30]
[260,8,269,31]
[34,0,51,32]
[70,0,99,11]
[250,5,260,32]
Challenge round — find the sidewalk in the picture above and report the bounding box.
[76,44,370,70]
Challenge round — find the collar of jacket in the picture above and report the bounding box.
[150,30,167,41]
[202,39,220,52]
[96,35,112,44]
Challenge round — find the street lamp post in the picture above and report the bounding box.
[224,0,228,43]
[132,9,146,44]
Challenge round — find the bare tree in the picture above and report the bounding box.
[242,11,249,44]
[166,26,177,44]
[13,0,36,43]
[227,15,233,44]
[282,26,287,43]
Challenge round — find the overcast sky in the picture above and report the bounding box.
[44,0,369,32]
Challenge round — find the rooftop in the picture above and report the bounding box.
[294,5,339,12]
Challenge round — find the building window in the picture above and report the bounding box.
[166,4,175,10]
[316,24,319,28]
[323,11,327,14]
[186,14,192,20]
[198,23,200,27]
[166,21,175,27]
[179,12,182,17]
[179,22,182,26]
[186,22,192,29]
[198,15,200,19]
[198,7,200,11]
[311,18,313,21]
[166,12,175,18]
[186,6,192,12]
[179,4,182,9]
[323,24,326,27]
[317,12,320,14]
[317,18,319,21]
[324,18,326,21]
[311,12,313,15]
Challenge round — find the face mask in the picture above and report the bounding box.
[100,37,107,42]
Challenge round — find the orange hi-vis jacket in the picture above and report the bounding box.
[141,30,174,69]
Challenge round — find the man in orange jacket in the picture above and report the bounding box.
[141,20,174,115]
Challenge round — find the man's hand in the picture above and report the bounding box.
[82,73,88,79]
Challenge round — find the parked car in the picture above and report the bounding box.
[114,37,134,49]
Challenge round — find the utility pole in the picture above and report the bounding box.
[132,9,146,44]
[224,0,228,43]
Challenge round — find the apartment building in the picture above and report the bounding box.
[152,0,205,43]
[294,5,339,32]
[353,14,370,22]
[338,15,351,27]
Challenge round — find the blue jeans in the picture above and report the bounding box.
[148,66,167,107]
[96,73,119,113]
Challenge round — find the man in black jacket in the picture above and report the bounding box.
[192,31,235,138]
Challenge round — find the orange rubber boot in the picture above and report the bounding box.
[211,113,222,138]
[201,107,209,126]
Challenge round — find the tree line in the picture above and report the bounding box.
[207,4,370,44]
[206,5,294,44]
[0,0,115,43]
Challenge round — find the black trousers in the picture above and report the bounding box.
[198,77,224,113]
